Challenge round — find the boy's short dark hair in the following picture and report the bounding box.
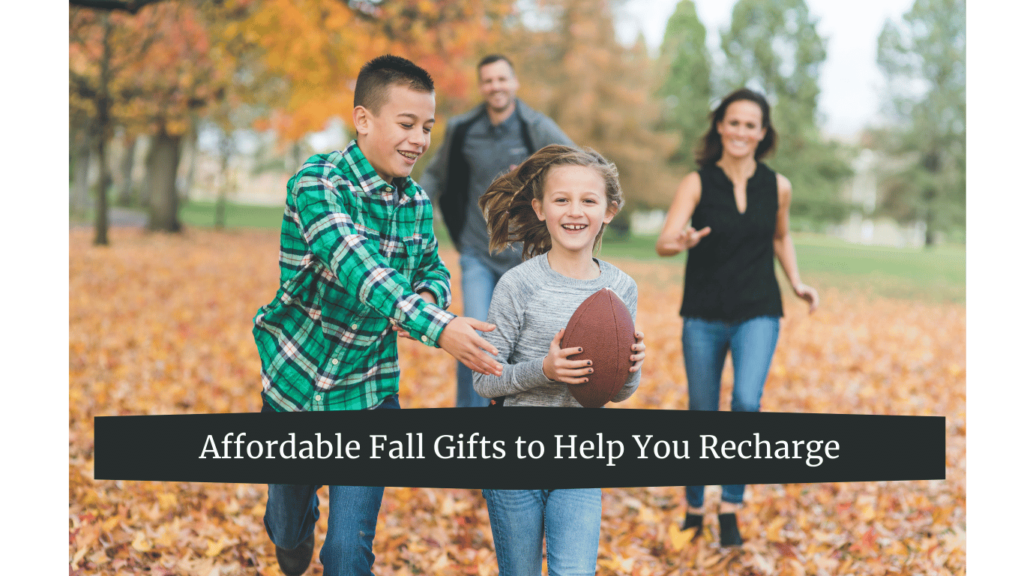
[354,55,434,114]
[477,54,515,75]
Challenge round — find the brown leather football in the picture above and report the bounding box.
[561,287,635,408]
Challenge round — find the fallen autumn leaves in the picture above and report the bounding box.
[69,229,965,575]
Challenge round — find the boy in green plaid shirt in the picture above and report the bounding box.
[253,55,502,576]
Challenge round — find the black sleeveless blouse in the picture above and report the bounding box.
[680,162,784,321]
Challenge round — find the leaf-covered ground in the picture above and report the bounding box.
[69,229,965,575]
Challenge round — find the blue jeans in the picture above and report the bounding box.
[682,316,780,508]
[457,252,503,407]
[264,394,400,576]
[483,489,602,576]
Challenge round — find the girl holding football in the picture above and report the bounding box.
[473,144,646,575]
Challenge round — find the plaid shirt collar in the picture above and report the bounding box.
[337,141,419,200]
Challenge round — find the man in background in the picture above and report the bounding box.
[421,54,574,407]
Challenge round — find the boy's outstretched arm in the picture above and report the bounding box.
[295,175,501,375]
[397,304,501,375]
[295,177,451,348]
[438,317,502,376]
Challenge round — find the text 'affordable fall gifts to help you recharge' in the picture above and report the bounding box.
[94,408,944,489]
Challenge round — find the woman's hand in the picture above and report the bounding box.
[629,331,646,373]
[542,329,593,385]
[676,226,711,250]
[793,283,819,314]
[655,172,703,257]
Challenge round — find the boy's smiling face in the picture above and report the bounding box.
[354,84,435,184]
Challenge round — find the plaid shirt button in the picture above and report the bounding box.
[421,336,428,343]
[315,394,321,401]
[352,324,359,329]
[332,359,339,365]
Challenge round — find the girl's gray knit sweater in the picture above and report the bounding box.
[473,253,640,407]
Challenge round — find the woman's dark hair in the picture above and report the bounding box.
[479,145,624,260]
[694,88,777,167]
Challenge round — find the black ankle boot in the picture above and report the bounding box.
[276,532,315,576]
[718,513,743,547]
[681,512,704,539]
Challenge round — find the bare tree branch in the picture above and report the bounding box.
[69,0,165,15]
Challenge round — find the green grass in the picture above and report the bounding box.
[600,232,965,303]
[170,201,966,303]
[71,201,289,231]
[179,200,287,230]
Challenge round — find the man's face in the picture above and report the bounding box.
[354,84,435,184]
[478,60,519,115]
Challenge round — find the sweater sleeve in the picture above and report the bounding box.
[611,277,641,403]
[472,276,554,398]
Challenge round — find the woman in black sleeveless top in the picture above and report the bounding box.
[655,89,819,547]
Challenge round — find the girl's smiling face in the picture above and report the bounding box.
[531,165,617,257]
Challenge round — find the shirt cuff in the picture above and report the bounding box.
[414,280,450,310]
[405,304,456,348]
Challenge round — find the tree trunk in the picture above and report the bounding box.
[71,121,93,215]
[117,134,137,206]
[138,136,151,208]
[215,132,232,230]
[94,134,112,246]
[146,126,183,232]
[287,142,302,175]
[69,120,74,180]
[924,207,935,247]
[180,120,199,203]
[93,12,113,246]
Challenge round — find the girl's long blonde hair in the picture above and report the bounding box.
[478,144,624,260]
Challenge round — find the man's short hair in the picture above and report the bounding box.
[477,54,515,75]
[354,55,434,114]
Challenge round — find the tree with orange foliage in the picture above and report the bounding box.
[499,0,678,218]
[71,0,234,238]
[71,0,513,241]
[238,0,513,142]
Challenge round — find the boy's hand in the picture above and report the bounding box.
[438,317,503,376]
[542,328,593,385]
[390,320,413,340]
[629,330,646,373]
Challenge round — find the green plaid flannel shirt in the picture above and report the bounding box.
[253,141,455,412]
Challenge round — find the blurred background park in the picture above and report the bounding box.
[70,0,965,298]
[69,0,966,574]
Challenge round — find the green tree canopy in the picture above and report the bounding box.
[875,0,965,245]
[720,0,852,225]
[656,0,711,169]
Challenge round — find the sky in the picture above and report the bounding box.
[615,0,918,138]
